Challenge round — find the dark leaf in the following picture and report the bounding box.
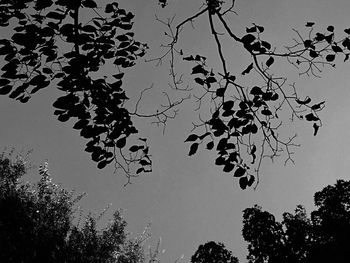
[239,176,248,189]
[185,134,198,142]
[82,0,97,8]
[261,109,272,116]
[0,85,12,95]
[261,41,271,50]
[327,25,334,32]
[326,54,335,62]
[97,160,107,169]
[136,167,144,174]
[311,101,325,111]
[216,138,228,151]
[188,143,199,156]
[216,88,226,97]
[116,137,126,148]
[47,11,65,20]
[305,22,315,27]
[305,113,319,121]
[194,77,204,85]
[129,145,141,152]
[332,45,343,53]
[191,64,207,75]
[296,97,311,105]
[234,167,246,177]
[183,55,194,61]
[0,79,10,86]
[313,123,319,136]
[223,162,235,173]
[246,26,256,33]
[206,141,214,150]
[223,100,234,111]
[215,156,226,166]
[266,56,274,67]
[309,50,318,58]
[139,159,151,166]
[247,176,255,187]
[242,63,254,75]
[241,34,256,45]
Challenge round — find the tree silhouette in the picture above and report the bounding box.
[191,241,239,263]
[242,180,350,263]
[1,0,350,187]
[0,151,148,262]
[153,0,350,188]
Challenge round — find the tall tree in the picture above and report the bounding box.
[191,241,239,263]
[0,151,147,262]
[242,180,350,263]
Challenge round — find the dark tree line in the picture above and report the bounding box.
[0,152,149,262]
[1,0,350,188]
[191,180,350,263]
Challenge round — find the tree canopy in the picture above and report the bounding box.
[191,241,238,263]
[242,180,350,263]
[0,151,149,262]
[1,0,350,188]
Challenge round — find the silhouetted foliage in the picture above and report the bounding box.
[242,180,350,263]
[1,0,350,188]
[0,0,155,182]
[191,241,239,263]
[0,152,147,262]
[153,0,350,188]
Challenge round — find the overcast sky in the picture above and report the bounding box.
[1,0,350,262]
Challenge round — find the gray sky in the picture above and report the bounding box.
[1,0,350,262]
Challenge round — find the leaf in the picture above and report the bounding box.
[234,167,246,177]
[188,143,199,156]
[305,22,315,27]
[296,97,311,105]
[261,41,271,50]
[327,25,334,32]
[116,137,126,148]
[183,55,194,61]
[239,177,248,189]
[247,176,255,187]
[223,100,234,111]
[266,56,274,67]
[0,78,10,87]
[305,113,319,121]
[223,162,235,173]
[216,138,228,151]
[191,65,207,75]
[0,85,12,95]
[129,145,141,152]
[139,159,151,166]
[185,134,198,142]
[215,156,225,166]
[216,88,226,97]
[261,109,272,116]
[47,11,65,20]
[241,63,253,75]
[313,123,319,136]
[246,26,256,33]
[136,167,144,174]
[311,101,325,110]
[97,160,107,169]
[206,141,214,150]
[309,50,318,58]
[194,77,204,85]
[82,0,97,8]
[326,54,335,62]
[241,34,256,45]
[332,45,343,53]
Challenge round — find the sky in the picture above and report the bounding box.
[1,0,350,262]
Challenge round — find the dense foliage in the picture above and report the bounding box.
[191,241,238,263]
[0,152,146,262]
[242,180,350,263]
